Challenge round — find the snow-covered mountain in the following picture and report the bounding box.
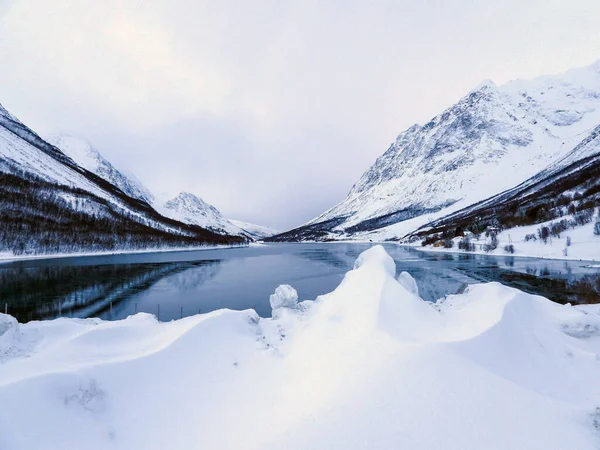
[0,102,245,255]
[230,220,279,240]
[272,60,600,241]
[160,192,247,237]
[45,134,255,240]
[46,133,154,204]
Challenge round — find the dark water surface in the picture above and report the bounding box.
[1,243,599,322]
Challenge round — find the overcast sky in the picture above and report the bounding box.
[1,0,599,229]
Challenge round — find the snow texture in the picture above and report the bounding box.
[397,271,420,297]
[1,246,600,449]
[230,219,279,239]
[269,284,299,318]
[305,60,600,237]
[160,192,247,236]
[45,133,155,204]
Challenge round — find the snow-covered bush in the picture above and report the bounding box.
[574,209,594,226]
[566,236,572,247]
[458,236,475,251]
[538,226,550,244]
[442,239,454,249]
[550,220,568,238]
[504,244,514,254]
[524,233,537,242]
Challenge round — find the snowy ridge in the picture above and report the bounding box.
[230,219,279,239]
[1,246,599,449]
[299,60,600,237]
[0,101,246,254]
[46,133,155,204]
[160,192,246,236]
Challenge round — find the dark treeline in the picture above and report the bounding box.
[0,170,246,256]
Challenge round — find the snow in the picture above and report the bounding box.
[416,217,600,262]
[397,271,420,296]
[44,133,154,204]
[159,192,247,237]
[269,284,299,318]
[230,219,279,239]
[1,245,599,449]
[303,59,600,238]
[0,243,249,264]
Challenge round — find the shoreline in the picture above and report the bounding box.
[402,242,599,264]
[0,243,252,264]
[268,239,600,264]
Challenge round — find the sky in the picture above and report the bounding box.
[0,0,599,230]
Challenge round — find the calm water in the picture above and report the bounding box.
[1,243,599,322]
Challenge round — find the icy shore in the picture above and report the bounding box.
[1,246,600,449]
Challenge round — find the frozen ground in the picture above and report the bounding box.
[414,218,600,262]
[1,246,600,449]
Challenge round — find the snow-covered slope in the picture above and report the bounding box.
[230,219,279,239]
[1,246,599,449]
[46,133,154,204]
[45,134,249,240]
[277,60,600,240]
[160,192,246,236]
[0,102,245,255]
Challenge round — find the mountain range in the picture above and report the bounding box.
[0,106,263,256]
[269,60,600,242]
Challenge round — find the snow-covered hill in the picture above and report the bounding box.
[0,102,245,255]
[2,246,599,449]
[273,60,600,241]
[230,219,279,239]
[160,192,246,237]
[46,133,154,204]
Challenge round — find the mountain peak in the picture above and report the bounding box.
[46,133,154,204]
[296,61,600,239]
[162,192,245,237]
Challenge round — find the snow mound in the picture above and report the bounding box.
[270,284,299,318]
[1,245,599,449]
[397,271,420,297]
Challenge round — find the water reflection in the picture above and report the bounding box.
[0,261,221,322]
[0,243,598,323]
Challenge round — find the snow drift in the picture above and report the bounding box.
[1,246,600,449]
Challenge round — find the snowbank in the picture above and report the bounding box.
[1,246,599,449]
[415,217,600,261]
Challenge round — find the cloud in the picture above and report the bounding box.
[0,0,599,229]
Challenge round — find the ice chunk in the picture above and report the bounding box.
[352,245,396,277]
[397,271,419,297]
[270,284,299,318]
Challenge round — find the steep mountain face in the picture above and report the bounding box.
[160,192,246,237]
[45,133,155,204]
[0,102,245,255]
[229,220,279,240]
[410,125,600,241]
[272,60,600,241]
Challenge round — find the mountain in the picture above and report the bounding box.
[159,192,247,237]
[229,220,279,240]
[409,124,600,242]
[47,133,269,242]
[46,133,155,204]
[47,135,252,240]
[0,102,246,256]
[270,60,600,241]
